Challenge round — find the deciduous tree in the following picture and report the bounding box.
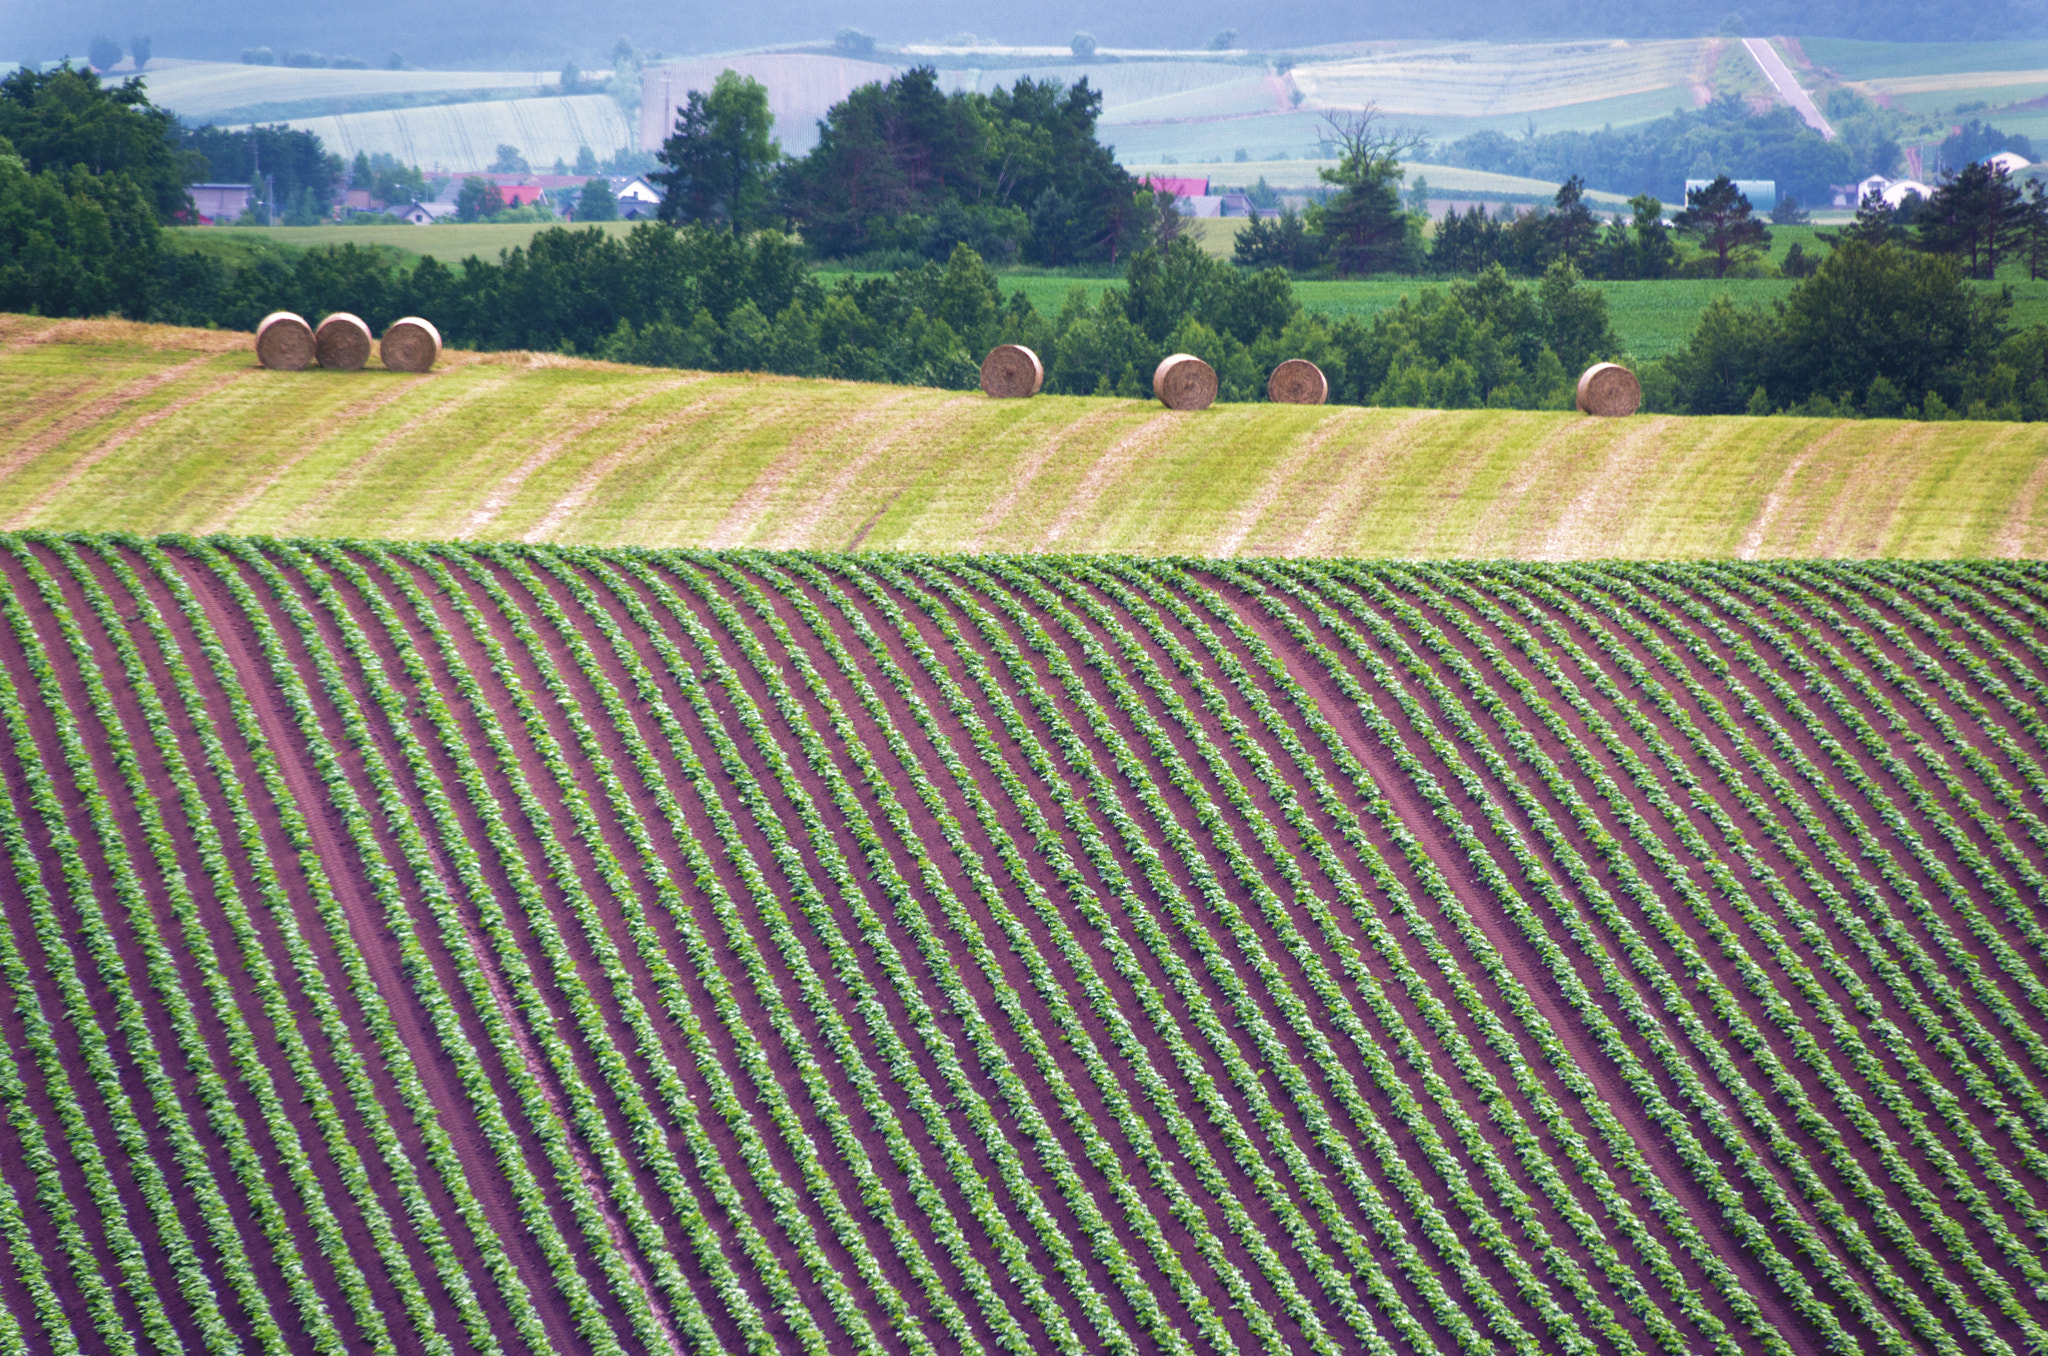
[653,68,780,232]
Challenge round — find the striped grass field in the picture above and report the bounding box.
[3,314,2044,559]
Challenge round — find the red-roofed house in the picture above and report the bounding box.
[1141,176,1209,199]
[496,184,548,209]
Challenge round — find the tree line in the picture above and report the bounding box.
[2,60,2044,422]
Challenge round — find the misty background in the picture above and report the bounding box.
[15,0,2046,68]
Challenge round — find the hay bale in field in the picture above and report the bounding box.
[254,312,314,370]
[1267,358,1328,405]
[379,317,442,373]
[1576,362,1641,417]
[979,344,1043,398]
[314,313,373,371]
[1153,353,1217,411]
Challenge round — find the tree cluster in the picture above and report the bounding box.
[656,66,1154,266]
[1441,94,1866,213]
[1646,240,2044,419]
[179,122,341,223]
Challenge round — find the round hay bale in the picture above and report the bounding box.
[1153,353,1217,411]
[313,312,373,371]
[1576,362,1642,417]
[979,344,1043,398]
[254,312,314,370]
[1267,358,1328,405]
[379,317,442,373]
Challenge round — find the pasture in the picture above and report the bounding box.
[1,317,2042,557]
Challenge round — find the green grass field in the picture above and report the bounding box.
[170,221,641,266]
[4,314,2041,558]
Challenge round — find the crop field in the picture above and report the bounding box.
[4,318,2045,557]
[168,222,642,270]
[0,532,2044,1356]
[134,58,563,125]
[1290,41,1705,120]
[237,95,636,178]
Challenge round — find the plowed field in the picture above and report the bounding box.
[1,535,2046,1356]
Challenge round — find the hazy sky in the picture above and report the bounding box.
[17,0,2038,68]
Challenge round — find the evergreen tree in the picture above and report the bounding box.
[1315,108,1422,276]
[576,177,618,221]
[1545,174,1598,264]
[1673,174,1770,278]
[1917,161,2023,279]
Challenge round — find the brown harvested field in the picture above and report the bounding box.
[0,535,2043,1356]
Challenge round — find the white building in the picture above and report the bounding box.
[1986,151,2033,175]
[611,176,662,219]
[396,200,457,224]
[1880,179,1931,208]
[187,183,251,223]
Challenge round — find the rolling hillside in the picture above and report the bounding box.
[3,316,2044,558]
[0,534,2042,1356]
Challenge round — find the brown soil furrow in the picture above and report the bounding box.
[171,545,589,1356]
[649,557,1151,1345]
[1056,560,1685,1356]
[408,545,871,1350]
[880,561,1402,1351]
[1211,574,1834,1356]
[573,551,1014,1349]
[77,539,460,1356]
[1368,568,2027,1327]
[258,544,681,1355]
[733,556,1268,1350]
[110,541,505,1355]
[19,541,364,1353]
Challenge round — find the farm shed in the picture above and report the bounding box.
[186,183,251,223]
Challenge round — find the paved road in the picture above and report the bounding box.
[1742,38,1835,139]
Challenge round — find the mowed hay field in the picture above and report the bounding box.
[4,315,2047,558]
[1,534,2048,1356]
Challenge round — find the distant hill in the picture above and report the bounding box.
[17,0,2043,73]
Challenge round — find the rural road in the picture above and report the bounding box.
[1742,38,1835,139]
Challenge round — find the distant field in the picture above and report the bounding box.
[168,221,641,267]
[1798,38,2048,80]
[133,57,560,123]
[2,315,2041,557]
[1128,159,1634,205]
[227,94,636,175]
[1292,39,1705,117]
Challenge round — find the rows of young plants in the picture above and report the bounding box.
[0,535,2039,1356]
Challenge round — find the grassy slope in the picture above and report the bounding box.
[3,315,2042,559]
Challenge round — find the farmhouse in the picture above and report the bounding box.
[395,199,456,224]
[611,175,662,219]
